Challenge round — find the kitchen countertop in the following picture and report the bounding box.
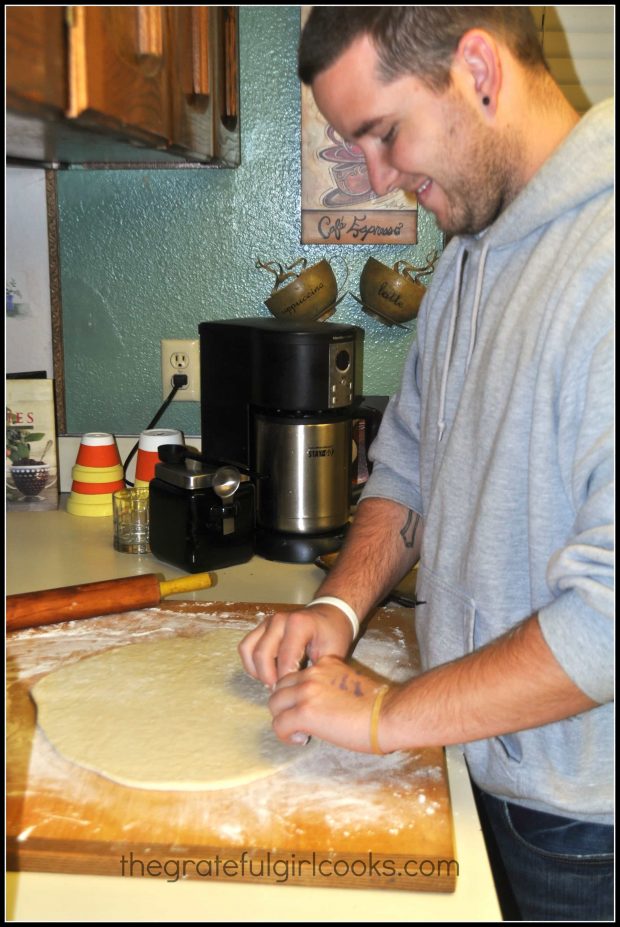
[6,499,501,921]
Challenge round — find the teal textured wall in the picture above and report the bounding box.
[58,6,443,436]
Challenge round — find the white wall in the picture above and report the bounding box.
[6,168,54,376]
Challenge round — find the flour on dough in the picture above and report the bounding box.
[30,629,310,791]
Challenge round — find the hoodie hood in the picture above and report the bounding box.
[482,98,614,249]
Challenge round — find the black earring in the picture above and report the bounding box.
[482,96,490,106]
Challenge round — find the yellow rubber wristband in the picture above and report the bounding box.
[370,684,390,755]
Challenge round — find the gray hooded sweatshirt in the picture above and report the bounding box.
[361,98,614,824]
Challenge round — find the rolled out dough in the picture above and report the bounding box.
[31,629,307,791]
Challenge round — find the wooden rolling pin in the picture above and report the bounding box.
[6,572,213,632]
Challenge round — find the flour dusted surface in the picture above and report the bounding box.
[31,630,311,791]
[9,605,450,858]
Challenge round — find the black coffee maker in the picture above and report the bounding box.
[199,318,373,563]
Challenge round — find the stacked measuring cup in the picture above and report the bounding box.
[66,433,125,517]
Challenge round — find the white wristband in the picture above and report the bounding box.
[306,596,360,640]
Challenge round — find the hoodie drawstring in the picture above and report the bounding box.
[466,240,491,373]
[437,245,466,442]
[437,240,491,442]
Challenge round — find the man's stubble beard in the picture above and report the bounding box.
[438,97,524,237]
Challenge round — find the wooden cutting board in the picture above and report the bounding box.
[6,601,457,892]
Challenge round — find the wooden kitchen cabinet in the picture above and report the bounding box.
[67,6,172,147]
[6,5,240,167]
[166,6,239,163]
[6,7,67,116]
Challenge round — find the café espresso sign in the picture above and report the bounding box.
[300,8,417,246]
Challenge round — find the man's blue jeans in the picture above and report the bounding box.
[474,786,614,920]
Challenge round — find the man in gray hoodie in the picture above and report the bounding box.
[239,8,613,919]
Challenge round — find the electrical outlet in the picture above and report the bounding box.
[161,339,201,401]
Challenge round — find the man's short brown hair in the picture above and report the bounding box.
[298,6,548,91]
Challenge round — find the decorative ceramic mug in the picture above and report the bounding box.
[256,256,349,322]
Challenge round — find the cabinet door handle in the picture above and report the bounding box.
[191,6,210,97]
[136,6,163,61]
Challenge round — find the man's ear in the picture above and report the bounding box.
[454,29,501,115]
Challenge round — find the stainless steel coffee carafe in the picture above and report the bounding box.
[254,413,352,536]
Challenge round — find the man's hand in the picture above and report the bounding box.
[238,604,354,689]
[269,655,396,752]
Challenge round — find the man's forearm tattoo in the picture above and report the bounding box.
[400,510,421,549]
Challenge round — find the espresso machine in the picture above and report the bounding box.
[199,318,368,563]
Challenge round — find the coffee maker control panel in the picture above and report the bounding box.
[199,318,364,465]
[329,340,356,407]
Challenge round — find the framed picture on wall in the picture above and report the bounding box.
[300,7,418,246]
